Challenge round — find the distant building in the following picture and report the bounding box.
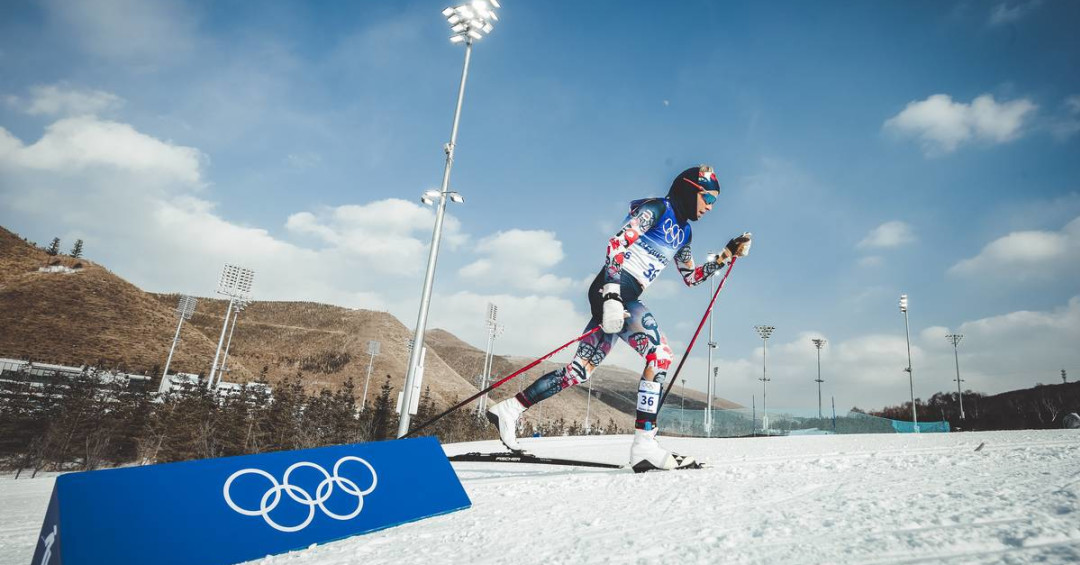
[1,358,272,398]
[0,358,152,391]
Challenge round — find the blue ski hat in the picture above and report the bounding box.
[667,165,720,222]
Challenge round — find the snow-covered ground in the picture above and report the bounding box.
[2,430,1078,564]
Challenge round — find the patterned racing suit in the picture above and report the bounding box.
[514,197,726,430]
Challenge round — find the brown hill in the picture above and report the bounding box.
[0,224,737,424]
[0,226,477,407]
[0,227,222,376]
[151,296,479,409]
[424,327,742,431]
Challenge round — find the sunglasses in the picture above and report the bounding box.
[683,176,719,205]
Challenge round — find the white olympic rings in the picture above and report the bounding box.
[223,456,378,533]
[661,218,686,247]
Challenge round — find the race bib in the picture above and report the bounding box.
[636,380,662,414]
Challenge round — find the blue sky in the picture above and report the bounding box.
[1,0,1078,412]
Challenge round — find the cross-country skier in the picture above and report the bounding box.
[486,165,752,472]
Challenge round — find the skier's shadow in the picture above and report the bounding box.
[453,467,626,482]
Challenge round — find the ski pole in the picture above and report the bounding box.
[658,257,737,411]
[403,325,602,438]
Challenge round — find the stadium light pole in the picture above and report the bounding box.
[704,254,719,434]
[811,338,826,419]
[679,378,687,432]
[946,333,965,420]
[361,340,380,411]
[398,0,500,438]
[899,294,918,431]
[754,325,775,433]
[160,295,197,393]
[218,299,249,384]
[476,303,503,416]
[710,367,718,438]
[585,375,594,434]
[208,264,254,389]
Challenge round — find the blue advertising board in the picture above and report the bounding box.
[30,437,470,565]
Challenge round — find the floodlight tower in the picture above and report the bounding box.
[709,367,718,438]
[946,333,965,420]
[399,0,500,438]
[476,303,503,415]
[754,325,775,432]
[218,299,249,383]
[704,253,719,434]
[899,294,918,431]
[811,338,826,419]
[208,264,254,389]
[585,373,595,434]
[361,340,380,411]
[160,295,197,393]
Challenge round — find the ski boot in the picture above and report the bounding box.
[629,427,700,473]
[486,396,526,452]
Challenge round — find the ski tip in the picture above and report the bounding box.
[974,442,986,452]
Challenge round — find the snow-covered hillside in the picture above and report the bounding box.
[2,431,1078,564]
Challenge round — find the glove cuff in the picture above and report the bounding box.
[601,283,622,303]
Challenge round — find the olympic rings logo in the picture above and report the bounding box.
[661,218,686,247]
[223,456,378,533]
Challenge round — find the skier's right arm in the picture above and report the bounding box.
[601,200,664,333]
[603,200,664,285]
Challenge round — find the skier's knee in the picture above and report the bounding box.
[646,343,673,377]
[564,359,592,386]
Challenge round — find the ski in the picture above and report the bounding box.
[448,451,625,469]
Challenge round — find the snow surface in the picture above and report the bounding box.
[2,431,1079,564]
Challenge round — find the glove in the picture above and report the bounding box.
[725,232,752,257]
[601,283,626,334]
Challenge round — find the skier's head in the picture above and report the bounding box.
[667,165,720,222]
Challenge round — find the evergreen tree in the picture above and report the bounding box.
[263,372,306,452]
[299,388,336,449]
[69,239,84,258]
[370,375,396,441]
[413,386,435,437]
[332,376,360,445]
[46,237,61,256]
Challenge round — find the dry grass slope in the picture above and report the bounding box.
[0,225,738,422]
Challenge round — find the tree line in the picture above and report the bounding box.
[866,381,1080,430]
[43,236,83,258]
[0,366,619,477]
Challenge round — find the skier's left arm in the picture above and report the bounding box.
[675,244,722,287]
[675,233,752,287]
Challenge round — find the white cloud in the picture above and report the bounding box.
[423,291,591,362]
[988,1,1042,26]
[701,296,1080,411]
[0,116,203,184]
[1067,96,1080,114]
[284,152,322,169]
[858,256,884,268]
[0,114,456,314]
[643,279,679,300]
[1050,95,1080,141]
[0,111,601,360]
[948,216,1080,281]
[857,221,916,249]
[42,0,197,66]
[884,94,1037,155]
[7,84,125,117]
[459,229,574,294]
[285,200,467,275]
